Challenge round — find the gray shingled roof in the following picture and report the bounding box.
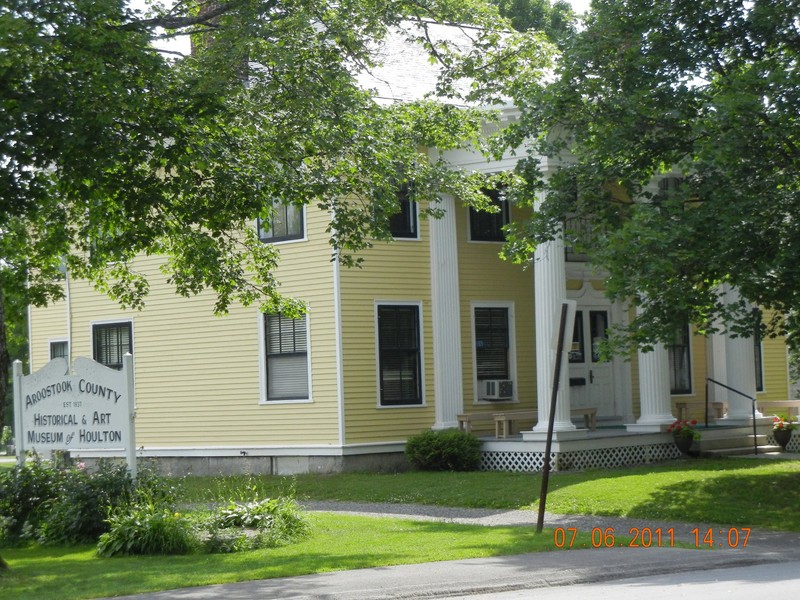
[356,20,478,104]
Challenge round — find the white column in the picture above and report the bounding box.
[721,285,760,422]
[532,233,576,433]
[627,342,675,431]
[709,331,728,406]
[429,194,463,429]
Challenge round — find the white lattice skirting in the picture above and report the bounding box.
[481,442,682,472]
[766,431,800,452]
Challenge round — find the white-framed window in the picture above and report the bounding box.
[667,324,692,395]
[469,187,509,242]
[262,313,310,402]
[472,301,516,402]
[376,302,424,406]
[49,340,69,360]
[92,320,133,370]
[257,201,305,243]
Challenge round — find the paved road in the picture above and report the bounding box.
[111,502,800,600]
[445,561,800,599]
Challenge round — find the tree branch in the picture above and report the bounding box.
[118,1,244,31]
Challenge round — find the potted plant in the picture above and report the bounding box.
[772,415,797,450]
[667,419,701,457]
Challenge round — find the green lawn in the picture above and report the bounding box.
[182,457,800,531]
[3,456,799,599]
[1,513,588,599]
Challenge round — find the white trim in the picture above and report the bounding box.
[26,303,32,375]
[373,300,427,408]
[333,256,346,445]
[258,309,313,405]
[47,338,69,360]
[470,300,518,405]
[73,441,407,458]
[65,269,72,364]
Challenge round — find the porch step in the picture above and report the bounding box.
[701,444,783,457]
[694,428,780,457]
[700,434,769,451]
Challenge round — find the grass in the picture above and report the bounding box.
[3,456,800,599]
[1,513,589,599]
[181,457,800,531]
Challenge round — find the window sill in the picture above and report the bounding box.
[260,398,313,405]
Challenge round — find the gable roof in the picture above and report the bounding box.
[356,20,480,104]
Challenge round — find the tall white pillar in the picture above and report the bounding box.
[532,233,576,433]
[627,342,675,431]
[721,285,760,422]
[429,194,463,429]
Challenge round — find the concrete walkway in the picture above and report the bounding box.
[109,502,800,600]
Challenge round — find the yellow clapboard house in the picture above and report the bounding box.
[26,23,794,473]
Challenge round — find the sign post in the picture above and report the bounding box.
[13,355,137,477]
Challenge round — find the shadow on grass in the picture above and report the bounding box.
[543,457,800,530]
[624,470,800,528]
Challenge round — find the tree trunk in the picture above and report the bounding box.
[0,283,9,435]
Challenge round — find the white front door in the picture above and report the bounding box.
[568,308,616,418]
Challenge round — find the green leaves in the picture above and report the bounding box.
[0,0,515,313]
[500,0,800,349]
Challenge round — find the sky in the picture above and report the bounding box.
[568,0,592,13]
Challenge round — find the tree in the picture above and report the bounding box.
[489,0,575,43]
[0,0,552,436]
[499,0,800,352]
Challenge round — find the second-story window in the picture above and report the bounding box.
[258,201,304,243]
[469,188,509,242]
[388,184,418,239]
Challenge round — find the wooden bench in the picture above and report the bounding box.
[457,412,495,433]
[758,400,800,418]
[462,405,599,439]
[571,406,597,430]
[493,410,537,439]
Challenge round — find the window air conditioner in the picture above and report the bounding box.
[483,379,513,401]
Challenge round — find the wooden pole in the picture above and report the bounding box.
[536,302,570,533]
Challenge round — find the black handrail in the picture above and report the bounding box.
[706,378,759,455]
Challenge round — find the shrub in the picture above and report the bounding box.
[97,505,198,557]
[0,457,63,542]
[1,426,11,447]
[202,496,310,553]
[39,463,122,544]
[0,456,179,545]
[405,429,481,471]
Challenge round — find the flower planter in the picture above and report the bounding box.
[673,435,699,458]
[773,428,793,450]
